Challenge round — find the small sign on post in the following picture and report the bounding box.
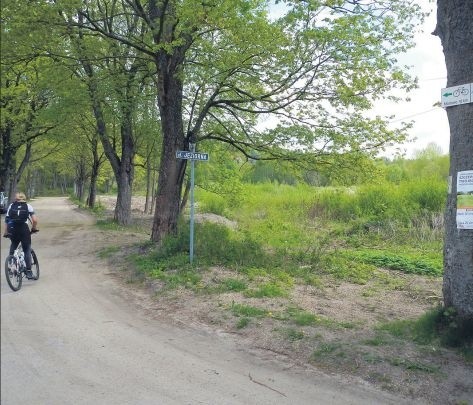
[441,83,472,108]
[176,146,209,264]
[176,151,209,161]
[456,170,473,230]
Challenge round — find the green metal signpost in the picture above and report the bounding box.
[176,144,209,264]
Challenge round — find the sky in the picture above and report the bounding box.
[377,1,450,158]
[268,0,450,159]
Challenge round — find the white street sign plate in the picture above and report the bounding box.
[441,83,472,108]
[176,151,209,161]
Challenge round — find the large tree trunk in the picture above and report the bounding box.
[1,125,32,200]
[0,126,13,195]
[74,158,88,202]
[151,56,187,243]
[80,53,137,225]
[86,76,135,225]
[434,0,473,319]
[145,157,153,214]
[148,0,192,244]
[86,136,101,209]
[114,120,134,225]
[87,163,99,209]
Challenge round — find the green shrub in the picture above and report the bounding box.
[231,303,267,317]
[220,278,247,292]
[311,343,344,359]
[378,306,473,349]
[236,317,251,329]
[245,281,289,298]
[402,178,446,213]
[283,328,305,341]
[309,188,357,221]
[292,310,320,326]
[194,223,267,267]
[316,254,377,284]
[306,179,445,227]
[198,193,227,216]
[349,250,442,276]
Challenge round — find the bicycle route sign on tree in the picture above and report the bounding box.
[441,82,472,108]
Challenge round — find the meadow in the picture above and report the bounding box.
[135,178,446,283]
[95,152,473,404]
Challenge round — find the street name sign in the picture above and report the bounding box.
[176,146,209,264]
[176,151,209,161]
[441,83,472,108]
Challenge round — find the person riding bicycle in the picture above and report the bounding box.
[3,192,39,279]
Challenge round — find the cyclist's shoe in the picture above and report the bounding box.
[25,270,34,279]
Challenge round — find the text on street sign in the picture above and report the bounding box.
[176,151,209,161]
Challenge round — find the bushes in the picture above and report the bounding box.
[194,223,266,266]
[309,178,446,226]
[348,250,442,276]
[129,177,444,293]
[379,306,473,349]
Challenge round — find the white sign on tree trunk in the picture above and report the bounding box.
[456,170,473,229]
[441,83,472,108]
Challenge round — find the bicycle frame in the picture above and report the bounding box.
[4,234,39,291]
[13,244,26,269]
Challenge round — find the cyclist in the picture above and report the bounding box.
[3,192,39,278]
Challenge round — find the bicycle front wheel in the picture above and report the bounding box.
[5,255,22,291]
[30,249,40,280]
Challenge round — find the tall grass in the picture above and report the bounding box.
[310,178,446,225]
[132,177,444,290]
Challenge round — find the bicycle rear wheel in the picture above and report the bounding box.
[5,255,22,291]
[30,249,40,280]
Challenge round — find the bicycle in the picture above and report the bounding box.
[4,230,39,291]
[453,87,469,97]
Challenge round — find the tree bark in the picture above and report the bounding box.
[151,59,187,242]
[114,117,135,225]
[434,0,473,319]
[74,157,88,202]
[145,157,152,214]
[75,20,137,225]
[0,125,13,195]
[147,0,192,244]
[87,161,99,209]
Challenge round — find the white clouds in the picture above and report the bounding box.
[380,1,450,157]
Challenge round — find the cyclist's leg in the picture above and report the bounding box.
[20,225,32,269]
[9,237,20,256]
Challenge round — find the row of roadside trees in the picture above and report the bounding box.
[1,0,421,235]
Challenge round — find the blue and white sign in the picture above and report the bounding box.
[176,151,209,161]
[441,83,472,108]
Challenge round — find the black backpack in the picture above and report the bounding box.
[8,201,29,223]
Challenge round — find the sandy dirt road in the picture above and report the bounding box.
[1,197,419,404]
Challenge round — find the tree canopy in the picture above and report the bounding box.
[1,0,424,241]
